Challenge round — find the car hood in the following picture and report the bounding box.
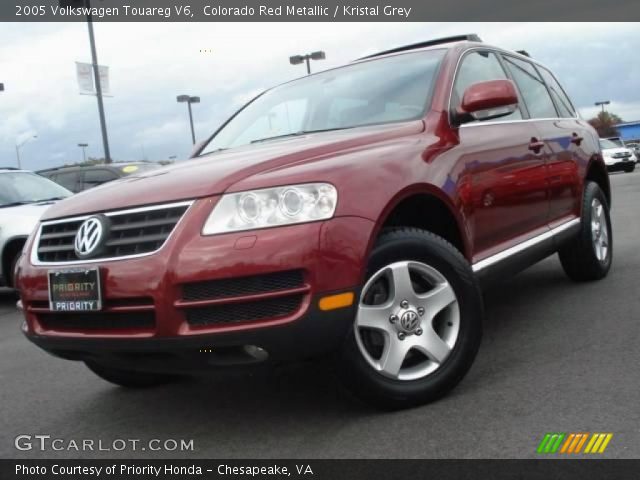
[601,147,633,156]
[42,121,424,220]
[0,202,57,234]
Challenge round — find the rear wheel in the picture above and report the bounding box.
[337,228,483,409]
[85,361,179,388]
[558,182,612,281]
[624,164,635,173]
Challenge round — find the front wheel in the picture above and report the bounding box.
[85,361,179,388]
[558,181,612,281]
[337,228,483,409]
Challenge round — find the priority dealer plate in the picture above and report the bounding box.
[48,268,102,312]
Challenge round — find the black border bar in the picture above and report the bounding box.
[3,0,640,22]
[4,459,640,480]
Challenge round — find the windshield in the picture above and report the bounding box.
[201,50,446,154]
[599,139,622,150]
[0,172,72,207]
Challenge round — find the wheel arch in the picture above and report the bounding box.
[370,185,470,261]
[585,158,611,207]
[2,236,27,287]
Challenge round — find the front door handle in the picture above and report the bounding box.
[528,138,545,154]
[571,133,584,146]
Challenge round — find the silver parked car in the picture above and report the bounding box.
[0,168,72,288]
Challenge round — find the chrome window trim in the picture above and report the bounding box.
[30,200,194,266]
[472,218,580,272]
[447,46,579,128]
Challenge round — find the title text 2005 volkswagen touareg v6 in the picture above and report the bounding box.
[17,35,612,408]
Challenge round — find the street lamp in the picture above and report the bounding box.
[15,135,37,169]
[595,100,611,114]
[289,51,326,75]
[60,0,111,163]
[78,143,89,163]
[177,95,200,145]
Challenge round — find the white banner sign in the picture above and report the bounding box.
[76,62,111,95]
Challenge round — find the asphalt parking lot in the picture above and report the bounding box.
[1,171,639,460]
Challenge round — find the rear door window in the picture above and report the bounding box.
[501,55,558,119]
[537,67,576,118]
[82,169,119,190]
[53,171,80,192]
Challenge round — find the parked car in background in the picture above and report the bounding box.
[38,162,161,193]
[0,168,71,289]
[18,35,612,408]
[599,138,637,173]
[605,136,626,148]
[625,142,640,160]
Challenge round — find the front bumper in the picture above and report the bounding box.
[605,159,635,171]
[18,197,375,366]
[23,300,357,372]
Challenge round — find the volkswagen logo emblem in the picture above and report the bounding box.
[74,216,108,259]
[400,310,420,333]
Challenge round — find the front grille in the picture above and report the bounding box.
[186,294,303,326]
[182,270,305,301]
[36,202,190,263]
[612,152,631,159]
[37,311,155,330]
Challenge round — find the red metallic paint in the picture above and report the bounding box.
[459,79,518,114]
[19,41,606,344]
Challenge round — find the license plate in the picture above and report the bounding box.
[48,268,102,312]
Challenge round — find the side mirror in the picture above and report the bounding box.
[455,79,519,125]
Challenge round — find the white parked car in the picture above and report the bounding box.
[599,138,637,173]
[0,168,72,288]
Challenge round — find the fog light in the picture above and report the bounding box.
[318,292,355,311]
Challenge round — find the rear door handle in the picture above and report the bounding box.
[528,138,545,153]
[571,133,584,146]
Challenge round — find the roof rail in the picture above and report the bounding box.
[358,34,482,60]
[516,50,531,57]
[0,166,19,170]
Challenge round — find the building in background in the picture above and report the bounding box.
[615,121,640,143]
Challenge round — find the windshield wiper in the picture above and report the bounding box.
[250,127,353,144]
[0,201,35,208]
[35,196,67,203]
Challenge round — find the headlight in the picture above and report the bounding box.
[202,183,338,235]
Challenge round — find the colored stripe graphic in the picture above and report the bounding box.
[585,433,613,454]
[537,433,565,454]
[538,433,613,454]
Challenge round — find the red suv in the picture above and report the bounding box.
[17,35,612,408]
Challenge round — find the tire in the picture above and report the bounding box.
[9,252,20,288]
[337,228,483,409]
[85,361,179,388]
[558,181,612,281]
[624,164,635,173]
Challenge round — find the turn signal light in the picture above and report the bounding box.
[318,292,355,311]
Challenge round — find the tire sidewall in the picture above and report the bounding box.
[340,230,483,407]
[584,183,613,272]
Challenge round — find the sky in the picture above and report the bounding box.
[1,22,639,171]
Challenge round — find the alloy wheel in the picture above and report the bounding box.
[591,198,609,262]
[355,261,460,381]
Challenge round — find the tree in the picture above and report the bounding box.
[588,111,623,138]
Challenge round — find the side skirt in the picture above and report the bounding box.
[472,219,581,287]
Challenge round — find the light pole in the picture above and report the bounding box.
[61,0,111,163]
[15,135,37,169]
[177,95,200,145]
[78,143,89,163]
[289,51,326,75]
[595,100,610,114]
